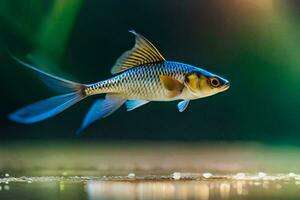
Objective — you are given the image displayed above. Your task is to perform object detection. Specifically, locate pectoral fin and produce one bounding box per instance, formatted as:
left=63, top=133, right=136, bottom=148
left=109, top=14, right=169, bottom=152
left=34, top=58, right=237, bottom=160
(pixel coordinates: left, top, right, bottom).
left=177, top=100, right=190, bottom=112
left=160, top=75, right=184, bottom=97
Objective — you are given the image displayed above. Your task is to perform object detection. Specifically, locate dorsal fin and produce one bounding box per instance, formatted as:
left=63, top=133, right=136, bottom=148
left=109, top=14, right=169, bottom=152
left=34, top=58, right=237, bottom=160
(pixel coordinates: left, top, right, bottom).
left=110, top=30, right=166, bottom=74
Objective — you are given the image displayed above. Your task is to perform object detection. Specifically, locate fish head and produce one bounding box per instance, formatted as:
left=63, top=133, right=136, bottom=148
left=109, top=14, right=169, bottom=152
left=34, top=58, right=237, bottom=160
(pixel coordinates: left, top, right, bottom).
left=184, top=70, right=230, bottom=98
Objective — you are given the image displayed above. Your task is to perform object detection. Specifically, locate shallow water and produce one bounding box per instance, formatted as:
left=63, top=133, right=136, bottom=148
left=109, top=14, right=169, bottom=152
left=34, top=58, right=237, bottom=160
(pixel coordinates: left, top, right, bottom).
left=1, top=141, right=300, bottom=199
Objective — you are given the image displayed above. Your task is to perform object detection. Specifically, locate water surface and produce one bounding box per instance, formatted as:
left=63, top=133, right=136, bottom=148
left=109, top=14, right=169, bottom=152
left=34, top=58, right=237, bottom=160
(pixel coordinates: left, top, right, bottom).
left=1, top=141, right=300, bottom=199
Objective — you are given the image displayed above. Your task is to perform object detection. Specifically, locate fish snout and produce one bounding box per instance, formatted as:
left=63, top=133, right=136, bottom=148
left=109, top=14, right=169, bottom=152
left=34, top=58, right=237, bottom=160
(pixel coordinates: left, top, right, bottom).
left=223, top=80, right=230, bottom=90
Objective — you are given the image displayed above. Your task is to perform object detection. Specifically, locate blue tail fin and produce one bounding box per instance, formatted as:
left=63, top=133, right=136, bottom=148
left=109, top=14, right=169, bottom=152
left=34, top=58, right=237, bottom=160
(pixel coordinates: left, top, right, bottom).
left=9, top=92, right=85, bottom=123
left=9, top=56, right=87, bottom=124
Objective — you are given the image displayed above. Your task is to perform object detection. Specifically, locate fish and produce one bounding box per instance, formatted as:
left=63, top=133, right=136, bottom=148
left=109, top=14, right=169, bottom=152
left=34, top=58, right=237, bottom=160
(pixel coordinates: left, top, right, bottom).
left=8, top=30, right=230, bottom=133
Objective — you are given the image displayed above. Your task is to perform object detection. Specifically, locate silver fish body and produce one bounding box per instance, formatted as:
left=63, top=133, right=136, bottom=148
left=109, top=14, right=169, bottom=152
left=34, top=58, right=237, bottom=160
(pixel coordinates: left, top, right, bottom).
left=86, top=61, right=204, bottom=101
left=9, top=31, right=230, bottom=133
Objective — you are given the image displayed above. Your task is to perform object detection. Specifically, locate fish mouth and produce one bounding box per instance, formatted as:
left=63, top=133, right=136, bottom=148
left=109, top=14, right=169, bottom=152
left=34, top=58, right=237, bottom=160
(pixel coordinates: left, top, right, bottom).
left=222, top=82, right=230, bottom=91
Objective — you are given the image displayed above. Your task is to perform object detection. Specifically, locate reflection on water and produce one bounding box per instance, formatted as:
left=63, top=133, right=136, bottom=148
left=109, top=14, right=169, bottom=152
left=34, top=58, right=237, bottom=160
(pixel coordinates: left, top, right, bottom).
left=88, top=181, right=214, bottom=200
left=1, top=173, right=300, bottom=200
left=87, top=181, right=250, bottom=200
left=86, top=179, right=299, bottom=200
left=1, top=178, right=300, bottom=200
left=87, top=181, right=210, bottom=200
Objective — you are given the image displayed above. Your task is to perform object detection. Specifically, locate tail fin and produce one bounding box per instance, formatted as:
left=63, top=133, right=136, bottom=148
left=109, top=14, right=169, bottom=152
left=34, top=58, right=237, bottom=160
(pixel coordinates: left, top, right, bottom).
left=9, top=92, right=85, bottom=123
left=8, top=56, right=87, bottom=124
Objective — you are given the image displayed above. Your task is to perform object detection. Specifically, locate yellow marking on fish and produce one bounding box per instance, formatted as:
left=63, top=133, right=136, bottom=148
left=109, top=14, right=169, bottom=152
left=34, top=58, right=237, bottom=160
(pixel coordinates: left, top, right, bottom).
left=160, top=75, right=184, bottom=98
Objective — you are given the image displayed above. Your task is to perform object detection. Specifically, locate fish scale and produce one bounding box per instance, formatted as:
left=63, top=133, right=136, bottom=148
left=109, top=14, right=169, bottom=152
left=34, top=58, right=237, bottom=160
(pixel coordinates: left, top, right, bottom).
left=87, top=61, right=195, bottom=101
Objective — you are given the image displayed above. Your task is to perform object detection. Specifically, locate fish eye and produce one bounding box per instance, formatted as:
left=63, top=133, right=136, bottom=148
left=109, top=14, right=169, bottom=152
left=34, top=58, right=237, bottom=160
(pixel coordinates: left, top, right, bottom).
left=209, top=77, right=220, bottom=87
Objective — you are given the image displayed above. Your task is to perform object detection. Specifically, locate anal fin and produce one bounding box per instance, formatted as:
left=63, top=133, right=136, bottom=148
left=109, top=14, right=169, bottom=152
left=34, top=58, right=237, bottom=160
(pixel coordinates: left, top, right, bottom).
left=77, top=94, right=126, bottom=134
left=126, top=99, right=149, bottom=111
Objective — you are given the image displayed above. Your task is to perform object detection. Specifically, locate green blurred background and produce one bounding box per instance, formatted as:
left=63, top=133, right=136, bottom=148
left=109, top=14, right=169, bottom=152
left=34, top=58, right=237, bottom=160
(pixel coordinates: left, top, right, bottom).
left=0, top=0, right=300, bottom=143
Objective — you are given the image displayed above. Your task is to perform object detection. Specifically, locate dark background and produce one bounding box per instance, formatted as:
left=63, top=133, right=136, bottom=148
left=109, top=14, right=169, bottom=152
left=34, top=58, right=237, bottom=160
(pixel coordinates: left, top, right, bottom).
left=0, top=0, right=299, bottom=143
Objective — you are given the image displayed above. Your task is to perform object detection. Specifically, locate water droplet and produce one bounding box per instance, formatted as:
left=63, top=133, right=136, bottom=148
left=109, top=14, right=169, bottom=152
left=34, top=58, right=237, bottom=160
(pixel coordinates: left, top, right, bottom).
left=288, top=173, right=297, bottom=178
left=295, top=176, right=300, bottom=180
left=172, top=172, right=181, bottom=180
left=127, top=173, right=135, bottom=178
left=203, top=173, right=212, bottom=179
left=258, top=172, right=266, bottom=178
left=235, top=173, right=246, bottom=180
